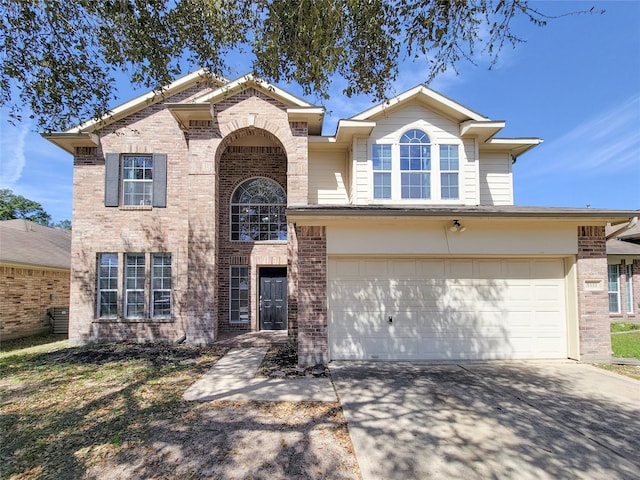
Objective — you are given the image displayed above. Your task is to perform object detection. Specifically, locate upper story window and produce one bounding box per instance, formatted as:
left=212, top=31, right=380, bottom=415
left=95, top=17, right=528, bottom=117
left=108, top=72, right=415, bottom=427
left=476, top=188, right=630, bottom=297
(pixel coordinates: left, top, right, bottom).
left=231, top=177, right=287, bottom=241
left=371, top=129, right=460, bottom=203
left=400, top=129, right=431, bottom=199
left=122, top=155, right=153, bottom=206
left=105, top=152, right=167, bottom=208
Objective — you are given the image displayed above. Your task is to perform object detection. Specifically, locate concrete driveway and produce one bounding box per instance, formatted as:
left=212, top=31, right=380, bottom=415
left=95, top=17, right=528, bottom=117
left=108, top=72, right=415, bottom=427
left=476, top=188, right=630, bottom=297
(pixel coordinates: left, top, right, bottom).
left=330, top=361, right=640, bottom=480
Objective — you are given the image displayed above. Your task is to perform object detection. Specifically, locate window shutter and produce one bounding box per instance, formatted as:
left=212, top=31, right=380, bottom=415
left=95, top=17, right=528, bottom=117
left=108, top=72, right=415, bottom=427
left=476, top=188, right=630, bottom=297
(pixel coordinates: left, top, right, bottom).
left=152, top=153, right=167, bottom=208
left=104, top=153, right=120, bottom=207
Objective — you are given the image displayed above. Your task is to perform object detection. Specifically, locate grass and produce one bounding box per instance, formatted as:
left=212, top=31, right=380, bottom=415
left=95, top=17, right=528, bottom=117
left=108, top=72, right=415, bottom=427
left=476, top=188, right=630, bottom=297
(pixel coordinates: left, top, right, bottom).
left=611, top=322, right=640, bottom=333
left=611, top=331, right=640, bottom=360
left=0, top=340, right=228, bottom=479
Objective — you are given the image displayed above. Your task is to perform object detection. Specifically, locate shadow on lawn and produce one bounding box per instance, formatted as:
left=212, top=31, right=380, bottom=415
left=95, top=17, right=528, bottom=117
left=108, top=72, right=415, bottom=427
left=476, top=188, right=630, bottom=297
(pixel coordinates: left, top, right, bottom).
left=0, top=343, right=358, bottom=479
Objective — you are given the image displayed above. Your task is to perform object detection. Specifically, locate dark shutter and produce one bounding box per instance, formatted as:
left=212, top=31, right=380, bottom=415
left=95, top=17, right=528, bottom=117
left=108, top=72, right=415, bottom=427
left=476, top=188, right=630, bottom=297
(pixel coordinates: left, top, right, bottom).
left=152, top=153, right=167, bottom=208
left=104, top=153, right=120, bottom=207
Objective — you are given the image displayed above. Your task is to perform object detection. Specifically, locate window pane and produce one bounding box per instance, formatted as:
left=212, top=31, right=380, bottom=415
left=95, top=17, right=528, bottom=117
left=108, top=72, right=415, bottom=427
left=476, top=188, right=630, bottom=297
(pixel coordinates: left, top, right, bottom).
left=97, top=253, right=118, bottom=318
left=125, top=253, right=145, bottom=318
left=151, top=253, right=171, bottom=318
left=372, top=144, right=392, bottom=170
left=440, top=145, right=459, bottom=170
left=231, top=178, right=287, bottom=241
left=626, top=264, right=634, bottom=313
left=230, top=266, right=249, bottom=323
left=122, top=155, right=153, bottom=206
left=401, top=173, right=430, bottom=199
left=374, top=172, right=391, bottom=199
left=441, top=173, right=459, bottom=200
left=608, top=264, right=620, bottom=314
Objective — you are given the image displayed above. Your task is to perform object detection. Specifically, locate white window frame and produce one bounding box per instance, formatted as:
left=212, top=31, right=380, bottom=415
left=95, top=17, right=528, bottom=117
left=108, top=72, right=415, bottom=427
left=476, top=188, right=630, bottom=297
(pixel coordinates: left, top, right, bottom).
left=122, top=155, right=153, bottom=206
left=97, top=253, right=118, bottom=318
left=608, top=264, right=620, bottom=314
left=230, top=265, right=249, bottom=323
left=230, top=177, right=287, bottom=242
left=124, top=253, right=146, bottom=319
left=151, top=253, right=172, bottom=319
left=370, top=130, right=461, bottom=204
left=626, top=264, right=634, bottom=314
left=440, top=144, right=460, bottom=200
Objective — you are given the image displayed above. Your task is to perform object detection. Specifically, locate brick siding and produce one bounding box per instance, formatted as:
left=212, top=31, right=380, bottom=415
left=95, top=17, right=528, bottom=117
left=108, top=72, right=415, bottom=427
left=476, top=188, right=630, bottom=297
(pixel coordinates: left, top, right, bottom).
left=576, top=226, right=611, bottom=363
left=295, top=225, right=328, bottom=366
left=0, top=265, right=70, bottom=340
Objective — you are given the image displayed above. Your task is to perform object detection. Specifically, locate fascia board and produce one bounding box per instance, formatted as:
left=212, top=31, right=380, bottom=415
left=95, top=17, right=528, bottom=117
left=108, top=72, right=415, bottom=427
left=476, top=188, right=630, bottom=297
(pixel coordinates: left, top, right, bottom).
left=40, top=132, right=100, bottom=154
left=195, top=74, right=317, bottom=108
left=66, top=69, right=222, bottom=133
left=350, top=85, right=488, bottom=122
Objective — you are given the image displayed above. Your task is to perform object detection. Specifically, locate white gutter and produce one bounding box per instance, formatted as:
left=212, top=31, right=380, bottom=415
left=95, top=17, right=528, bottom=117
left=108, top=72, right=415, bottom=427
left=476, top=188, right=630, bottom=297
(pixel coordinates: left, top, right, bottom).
left=606, top=216, right=638, bottom=240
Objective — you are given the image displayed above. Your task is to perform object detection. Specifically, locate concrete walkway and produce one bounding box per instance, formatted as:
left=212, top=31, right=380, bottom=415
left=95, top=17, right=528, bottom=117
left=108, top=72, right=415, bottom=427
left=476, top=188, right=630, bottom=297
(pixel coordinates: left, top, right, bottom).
left=183, top=347, right=337, bottom=402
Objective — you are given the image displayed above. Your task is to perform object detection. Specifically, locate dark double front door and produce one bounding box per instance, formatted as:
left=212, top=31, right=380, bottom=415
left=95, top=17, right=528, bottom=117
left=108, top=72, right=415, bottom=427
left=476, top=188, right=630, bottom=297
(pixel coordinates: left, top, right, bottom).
left=259, top=267, right=287, bottom=330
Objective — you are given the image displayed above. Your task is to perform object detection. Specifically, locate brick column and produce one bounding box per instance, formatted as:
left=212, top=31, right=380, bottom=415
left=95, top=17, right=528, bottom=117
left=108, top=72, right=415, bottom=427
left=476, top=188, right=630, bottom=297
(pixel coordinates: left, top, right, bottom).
left=576, top=226, right=611, bottom=363
left=295, top=225, right=328, bottom=366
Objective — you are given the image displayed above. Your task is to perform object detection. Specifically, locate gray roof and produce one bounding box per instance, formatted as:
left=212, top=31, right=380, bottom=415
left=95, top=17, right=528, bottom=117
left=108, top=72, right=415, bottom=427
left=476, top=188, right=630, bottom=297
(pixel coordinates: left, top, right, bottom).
left=0, top=219, right=71, bottom=269
left=606, top=222, right=640, bottom=256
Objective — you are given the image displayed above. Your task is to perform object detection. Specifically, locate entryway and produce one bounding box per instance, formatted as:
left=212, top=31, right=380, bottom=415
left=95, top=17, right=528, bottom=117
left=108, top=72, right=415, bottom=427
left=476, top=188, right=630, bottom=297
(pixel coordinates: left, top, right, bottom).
left=259, top=267, right=287, bottom=330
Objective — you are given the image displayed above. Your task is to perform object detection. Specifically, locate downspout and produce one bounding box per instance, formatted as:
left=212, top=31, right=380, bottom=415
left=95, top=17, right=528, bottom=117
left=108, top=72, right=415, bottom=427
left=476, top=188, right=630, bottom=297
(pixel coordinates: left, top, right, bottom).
left=606, top=216, right=638, bottom=240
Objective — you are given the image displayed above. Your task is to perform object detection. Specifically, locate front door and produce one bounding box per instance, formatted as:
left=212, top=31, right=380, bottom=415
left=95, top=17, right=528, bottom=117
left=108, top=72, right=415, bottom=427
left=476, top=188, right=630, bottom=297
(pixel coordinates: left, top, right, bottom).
left=259, top=267, right=287, bottom=330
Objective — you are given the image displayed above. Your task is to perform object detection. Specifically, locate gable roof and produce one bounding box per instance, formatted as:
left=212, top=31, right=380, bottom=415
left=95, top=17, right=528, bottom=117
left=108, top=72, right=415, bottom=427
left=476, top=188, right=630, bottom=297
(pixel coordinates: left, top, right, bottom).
left=165, top=74, right=325, bottom=134
left=0, top=219, right=71, bottom=270
left=606, top=221, right=640, bottom=256
left=351, top=85, right=489, bottom=123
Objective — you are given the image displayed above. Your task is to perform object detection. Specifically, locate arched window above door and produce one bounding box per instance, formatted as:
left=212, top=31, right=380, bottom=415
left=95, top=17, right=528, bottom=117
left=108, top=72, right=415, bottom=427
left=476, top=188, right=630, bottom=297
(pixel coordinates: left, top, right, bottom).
left=231, top=177, right=287, bottom=241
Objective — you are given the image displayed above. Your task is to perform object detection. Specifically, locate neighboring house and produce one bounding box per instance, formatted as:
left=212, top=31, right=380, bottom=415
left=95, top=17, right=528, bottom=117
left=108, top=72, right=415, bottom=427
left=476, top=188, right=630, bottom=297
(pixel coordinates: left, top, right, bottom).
left=44, top=71, right=637, bottom=364
left=606, top=221, right=640, bottom=322
left=0, top=219, right=71, bottom=340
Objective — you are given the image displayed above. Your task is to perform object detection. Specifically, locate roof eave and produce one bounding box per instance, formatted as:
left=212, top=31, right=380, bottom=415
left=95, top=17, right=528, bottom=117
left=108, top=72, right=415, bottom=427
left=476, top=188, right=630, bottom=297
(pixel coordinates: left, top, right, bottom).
left=41, top=132, right=100, bottom=154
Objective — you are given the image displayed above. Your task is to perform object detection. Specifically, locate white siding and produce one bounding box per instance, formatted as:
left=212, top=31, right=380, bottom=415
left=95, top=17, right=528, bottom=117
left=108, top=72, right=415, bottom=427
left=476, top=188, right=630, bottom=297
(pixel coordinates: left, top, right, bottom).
left=479, top=152, right=513, bottom=205
left=308, top=150, right=349, bottom=204
left=352, top=101, right=477, bottom=205
left=353, top=137, right=369, bottom=205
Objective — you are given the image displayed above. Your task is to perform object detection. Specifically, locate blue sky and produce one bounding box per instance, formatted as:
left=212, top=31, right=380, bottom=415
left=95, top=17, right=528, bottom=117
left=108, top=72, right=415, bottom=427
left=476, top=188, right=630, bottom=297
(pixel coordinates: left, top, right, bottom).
left=1, top=0, right=639, bottom=223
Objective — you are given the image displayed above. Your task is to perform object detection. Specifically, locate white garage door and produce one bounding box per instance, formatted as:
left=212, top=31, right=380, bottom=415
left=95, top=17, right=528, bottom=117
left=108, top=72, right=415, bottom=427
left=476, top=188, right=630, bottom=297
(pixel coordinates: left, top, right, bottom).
left=328, top=258, right=568, bottom=360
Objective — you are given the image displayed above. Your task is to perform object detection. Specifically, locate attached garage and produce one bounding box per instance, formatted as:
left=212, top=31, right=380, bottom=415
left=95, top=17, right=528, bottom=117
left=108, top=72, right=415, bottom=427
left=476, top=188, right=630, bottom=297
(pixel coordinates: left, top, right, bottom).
left=328, top=257, right=568, bottom=361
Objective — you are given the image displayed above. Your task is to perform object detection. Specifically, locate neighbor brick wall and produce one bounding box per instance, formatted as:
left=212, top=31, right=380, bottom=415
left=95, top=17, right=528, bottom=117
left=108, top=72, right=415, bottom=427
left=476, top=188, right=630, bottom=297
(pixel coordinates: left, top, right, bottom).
left=0, top=265, right=69, bottom=340
left=576, top=226, right=611, bottom=363
left=609, top=259, right=639, bottom=323
left=295, top=225, right=328, bottom=366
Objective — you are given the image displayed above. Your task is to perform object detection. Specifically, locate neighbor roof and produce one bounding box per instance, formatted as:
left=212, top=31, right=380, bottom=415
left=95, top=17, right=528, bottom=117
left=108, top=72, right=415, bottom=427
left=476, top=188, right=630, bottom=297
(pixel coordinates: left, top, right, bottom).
left=606, top=221, right=640, bottom=256
left=0, top=219, right=71, bottom=269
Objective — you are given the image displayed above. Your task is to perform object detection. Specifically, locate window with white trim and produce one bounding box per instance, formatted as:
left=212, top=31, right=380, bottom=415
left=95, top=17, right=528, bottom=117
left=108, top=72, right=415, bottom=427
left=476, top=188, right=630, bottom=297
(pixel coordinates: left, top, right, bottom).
left=440, top=144, right=460, bottom=200
left=122, top=155, right=153, bottom=206
left=608, top=264, right=620, bottom=314
left=371, top=129, right=460, bottom=202
left=152, top=253, right=172, bottom=318
left=231, top=178, right=287, bottom=241
left=230, top=266, right=249, bottom=323
left=626, top=264, right=634, bottom=314
left=125, top=253, right=145, bottom=318
left=97, top=253, right=118, bottom=318
left=104, top=152, right=167, bottom=208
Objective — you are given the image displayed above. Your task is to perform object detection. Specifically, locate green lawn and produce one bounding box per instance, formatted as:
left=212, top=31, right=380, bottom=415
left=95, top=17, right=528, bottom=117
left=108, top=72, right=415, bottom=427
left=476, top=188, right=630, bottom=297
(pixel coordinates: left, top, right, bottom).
left=611, top=331, right=640, bottom=360
left=611, top=322, right=640, bottom=333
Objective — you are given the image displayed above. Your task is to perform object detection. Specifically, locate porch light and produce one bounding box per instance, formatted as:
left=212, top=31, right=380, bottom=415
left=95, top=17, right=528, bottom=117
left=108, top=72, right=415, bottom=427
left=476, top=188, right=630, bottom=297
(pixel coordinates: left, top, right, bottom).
left=450, top=220, right=466, bottom=232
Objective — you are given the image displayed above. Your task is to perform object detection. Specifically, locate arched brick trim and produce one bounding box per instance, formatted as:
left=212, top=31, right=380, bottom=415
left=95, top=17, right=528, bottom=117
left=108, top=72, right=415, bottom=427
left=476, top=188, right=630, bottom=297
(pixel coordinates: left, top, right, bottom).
left=215, top=126, right=295, bottom=168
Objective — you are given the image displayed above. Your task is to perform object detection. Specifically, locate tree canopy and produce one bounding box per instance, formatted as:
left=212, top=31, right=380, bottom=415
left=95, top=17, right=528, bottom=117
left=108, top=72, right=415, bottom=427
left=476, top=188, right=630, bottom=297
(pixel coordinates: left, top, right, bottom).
left=0, top=0, right=595, bottom=131
left=0, top=188, right=70, bottom=229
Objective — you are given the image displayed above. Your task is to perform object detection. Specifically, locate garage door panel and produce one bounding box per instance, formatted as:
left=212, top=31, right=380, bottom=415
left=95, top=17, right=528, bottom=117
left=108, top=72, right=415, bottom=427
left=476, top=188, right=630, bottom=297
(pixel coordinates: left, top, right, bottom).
left=329, top=257, right=567, bottom=361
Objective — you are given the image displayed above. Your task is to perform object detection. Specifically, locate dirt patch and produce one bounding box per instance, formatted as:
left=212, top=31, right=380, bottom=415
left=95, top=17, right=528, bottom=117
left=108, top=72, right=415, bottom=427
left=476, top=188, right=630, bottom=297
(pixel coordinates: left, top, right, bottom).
left=1, top=340, right=360, bottom=479
left=256, top=343, right=329, bottom=378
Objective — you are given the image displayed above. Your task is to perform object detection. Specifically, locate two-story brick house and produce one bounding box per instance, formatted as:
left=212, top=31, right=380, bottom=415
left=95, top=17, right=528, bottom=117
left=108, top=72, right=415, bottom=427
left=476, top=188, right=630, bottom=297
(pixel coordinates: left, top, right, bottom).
left=45, top=70, right=637, bottom=365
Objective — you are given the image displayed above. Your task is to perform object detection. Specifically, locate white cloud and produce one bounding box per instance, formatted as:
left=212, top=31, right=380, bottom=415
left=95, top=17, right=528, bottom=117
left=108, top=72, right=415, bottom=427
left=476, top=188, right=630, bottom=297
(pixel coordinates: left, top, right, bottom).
left=522, top=95, right=640, bottom=177
left=0, top=116, right=30, bottom=188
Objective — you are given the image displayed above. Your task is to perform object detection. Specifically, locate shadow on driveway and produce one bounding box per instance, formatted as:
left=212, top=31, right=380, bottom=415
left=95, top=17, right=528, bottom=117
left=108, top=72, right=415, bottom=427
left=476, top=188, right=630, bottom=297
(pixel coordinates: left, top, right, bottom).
left=331, top=361, right=639, bottom=480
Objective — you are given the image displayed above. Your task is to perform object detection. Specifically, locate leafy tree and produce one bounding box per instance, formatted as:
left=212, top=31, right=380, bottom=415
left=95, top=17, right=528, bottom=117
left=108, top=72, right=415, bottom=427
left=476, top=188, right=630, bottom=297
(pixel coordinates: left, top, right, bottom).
left=52, top=219, right=72, bottom=231
left=0, top=0, right=597, bottom=131
left=0, top=188, right=52, bottom=225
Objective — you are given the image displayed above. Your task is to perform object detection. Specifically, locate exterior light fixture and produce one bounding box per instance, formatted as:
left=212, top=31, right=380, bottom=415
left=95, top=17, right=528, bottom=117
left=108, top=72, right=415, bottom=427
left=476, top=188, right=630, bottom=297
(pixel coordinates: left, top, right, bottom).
left=449, top=220, right=466, bottom=232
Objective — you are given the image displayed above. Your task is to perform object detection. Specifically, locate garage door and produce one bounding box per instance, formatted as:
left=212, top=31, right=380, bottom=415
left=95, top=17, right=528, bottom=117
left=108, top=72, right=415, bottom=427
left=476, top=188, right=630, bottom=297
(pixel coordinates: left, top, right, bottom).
left=328, top=258, right=567, bottom=360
